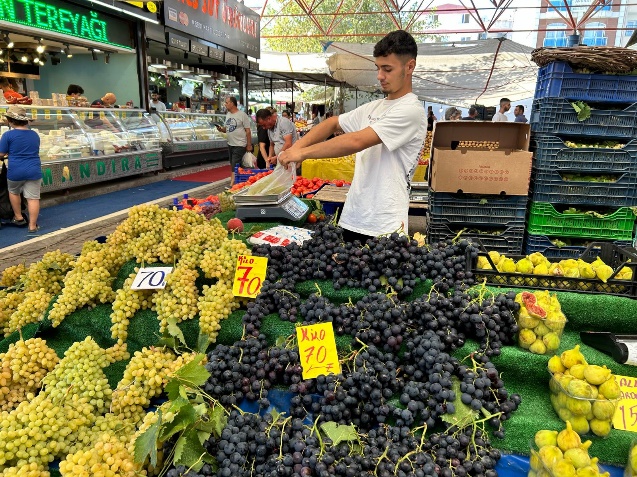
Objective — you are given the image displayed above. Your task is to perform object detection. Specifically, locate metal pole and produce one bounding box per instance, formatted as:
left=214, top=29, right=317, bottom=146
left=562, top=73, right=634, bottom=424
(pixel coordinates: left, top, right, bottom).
left=270, top=78, right=273, bottom=107
left=291, top=81, right=294, bottom=113
left=355, top=88, right=358, bottom=108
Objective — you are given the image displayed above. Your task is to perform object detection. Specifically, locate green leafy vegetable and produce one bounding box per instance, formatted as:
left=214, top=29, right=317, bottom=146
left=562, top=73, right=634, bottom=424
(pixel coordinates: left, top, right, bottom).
left=571, top=101, right=592, bottom=121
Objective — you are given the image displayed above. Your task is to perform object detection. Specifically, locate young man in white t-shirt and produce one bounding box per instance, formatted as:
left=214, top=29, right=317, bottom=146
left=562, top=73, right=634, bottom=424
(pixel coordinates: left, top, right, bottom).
left=278, top=30, right=426, bottom=241
left=491, top=98, right=511, bottom=122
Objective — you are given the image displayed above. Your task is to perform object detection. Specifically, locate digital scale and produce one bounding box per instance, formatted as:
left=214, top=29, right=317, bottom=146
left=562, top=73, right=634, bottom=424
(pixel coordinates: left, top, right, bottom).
left=234, top=189, right=310, bottom=221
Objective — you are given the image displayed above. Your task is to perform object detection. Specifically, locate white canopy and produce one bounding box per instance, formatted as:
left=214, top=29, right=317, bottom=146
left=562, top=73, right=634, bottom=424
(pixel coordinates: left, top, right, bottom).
left=325, top=38, right=538, bottom=107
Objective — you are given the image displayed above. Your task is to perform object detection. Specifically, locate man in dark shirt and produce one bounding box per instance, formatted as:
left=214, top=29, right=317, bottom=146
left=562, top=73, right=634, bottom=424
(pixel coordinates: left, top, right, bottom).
left=462, top=107, right=479, bottom=120
left=514, top=105, right=528, bottom=123
left=91, top=92, right=117, bottom=108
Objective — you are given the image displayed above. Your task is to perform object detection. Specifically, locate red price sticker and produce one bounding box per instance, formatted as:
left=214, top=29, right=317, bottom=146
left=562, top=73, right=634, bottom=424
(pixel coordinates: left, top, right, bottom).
left=296, top=322, right=340, bottom=380
left=232, top=255, right=267, bottom=298
left=613, top=374, right=637, bottom=432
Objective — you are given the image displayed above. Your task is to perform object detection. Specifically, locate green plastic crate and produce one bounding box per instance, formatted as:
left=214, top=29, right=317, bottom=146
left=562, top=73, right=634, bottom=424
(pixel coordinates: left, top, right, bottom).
left=526, top=202, right=637, bottom=241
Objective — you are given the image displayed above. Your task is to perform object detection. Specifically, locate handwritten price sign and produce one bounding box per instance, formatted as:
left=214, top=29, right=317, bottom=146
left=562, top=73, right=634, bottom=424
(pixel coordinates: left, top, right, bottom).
left=232, top=255, right=267, bottom=298
left=296, top=322, right=341, bottom=380
left=131, top=267, right=173, bottom=290
left=613, top=374, right=637, bottom=432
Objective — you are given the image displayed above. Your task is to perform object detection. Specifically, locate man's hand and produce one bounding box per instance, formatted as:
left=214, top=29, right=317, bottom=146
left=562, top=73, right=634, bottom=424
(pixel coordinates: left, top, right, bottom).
left=278, top=149, right=304, bottom=166
left=246, top=144, right=252, bottom=152
left=267, top=155, right=278, bottom=165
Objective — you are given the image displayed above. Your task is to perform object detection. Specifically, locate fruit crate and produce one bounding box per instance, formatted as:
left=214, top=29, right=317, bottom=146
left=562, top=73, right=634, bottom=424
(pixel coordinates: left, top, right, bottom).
left=467, top=240, right=637, bottom=297
left=234, top=165, right=273, bottom=184
left=526, top=202, right=637, bottom=241
left=525, top=234, right=633, bottom=259
left=530, top=98, right=637, bottom=140
left=530, top=168, right=637, bottom=207
left=531, top=134, right=637, bottom=174
left=427, top=223, right=524, bottom=255
left=428, top=192, right=527, bottom=228
left=534, top=61, right=637, bottom=103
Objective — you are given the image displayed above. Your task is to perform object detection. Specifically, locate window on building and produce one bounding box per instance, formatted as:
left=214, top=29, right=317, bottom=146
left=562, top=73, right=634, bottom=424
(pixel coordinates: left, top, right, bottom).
left=432, top=14, right=438, bottom=23
left=550, top=0, right=610, bottom=12
left=626, top=20, right=637, bottom=36
left=582, top=22, right=607, bottom=46
left=460, top=36, right=472, bottom=41
left=543, top=23, right=568, bottom=47
left=462, top=13, right=470, bottom=24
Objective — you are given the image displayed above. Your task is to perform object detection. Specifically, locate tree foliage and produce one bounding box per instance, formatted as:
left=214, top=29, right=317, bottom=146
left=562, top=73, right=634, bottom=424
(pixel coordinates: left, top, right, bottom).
left=262, top=0, right=441, bottom=53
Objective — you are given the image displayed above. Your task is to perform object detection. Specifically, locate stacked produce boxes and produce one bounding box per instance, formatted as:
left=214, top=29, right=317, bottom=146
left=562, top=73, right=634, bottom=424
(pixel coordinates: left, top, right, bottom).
left=528, top=61, right=637, bottom=257
left=427, top=122, right=532, bottom=254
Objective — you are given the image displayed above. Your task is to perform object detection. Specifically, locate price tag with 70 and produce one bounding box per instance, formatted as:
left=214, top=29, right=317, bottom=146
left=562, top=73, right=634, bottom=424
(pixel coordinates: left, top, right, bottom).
left=233, top=255, right=267, bottom=298
left=613, top=374, right=637, bottom=432
left=131, top=267, right=173, bottom=290
left=296, top=322, right=341, bottom=380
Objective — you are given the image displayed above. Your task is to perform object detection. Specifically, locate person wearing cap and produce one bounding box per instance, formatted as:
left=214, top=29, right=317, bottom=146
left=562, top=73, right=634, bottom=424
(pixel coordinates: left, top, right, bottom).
left=92, top=92, right=117, bottom=108
left=0, top=106, right=41, bottom=233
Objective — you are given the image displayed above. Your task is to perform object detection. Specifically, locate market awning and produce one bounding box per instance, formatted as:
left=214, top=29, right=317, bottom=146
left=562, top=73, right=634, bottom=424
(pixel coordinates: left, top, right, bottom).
left=324, top=38, right=538, bottom=107
left=257, top=52, right=347, bottom=87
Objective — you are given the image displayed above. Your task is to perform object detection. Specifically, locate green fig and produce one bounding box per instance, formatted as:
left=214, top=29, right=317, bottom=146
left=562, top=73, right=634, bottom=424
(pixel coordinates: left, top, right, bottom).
left=561, top=345, right=587, bottom=369
left=589, top=418, right=612, bottom=437
left=530, top=339, right=548, bottom=355
left=534, top=429, right=558, bottom=448
left=569, top=364, right=587, bottom=380
left=548, top=355, right=566, bottom=374
left=556, top=421, right=582, bottom=452
left=564, top=447, right=591, bottom=469
left=519, top=329, right=537, bottom=349
left=583, top=365, right=611, bottom=386
left=539, top=445, right=563, bottom=468
left=570, top=416, right=590, bottom=435
left=598, top=376, right=620, bottom=400
left=552, top=458, right=577, bottom=477
left=592, top=397, right=616, bottom=421
left=567, top=379, right=594, bottom=399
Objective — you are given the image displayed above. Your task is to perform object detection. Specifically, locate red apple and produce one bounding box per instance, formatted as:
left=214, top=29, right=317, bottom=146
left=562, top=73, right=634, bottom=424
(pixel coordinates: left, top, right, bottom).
left=227, top=217, right=244, bottom=232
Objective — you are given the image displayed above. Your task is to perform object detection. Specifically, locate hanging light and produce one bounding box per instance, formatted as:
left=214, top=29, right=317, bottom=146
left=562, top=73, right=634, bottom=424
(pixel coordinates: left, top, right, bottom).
left=20, top=53, right=28, bottom=63
left=63, top=44, right=72, bottom=57
left=3, top=33, right=14, bottom=49
left=36, top=39, right=45, bottom=54
left=91, top=49, right=98, bottom=61
left=104, top=53, right=110, bottom=64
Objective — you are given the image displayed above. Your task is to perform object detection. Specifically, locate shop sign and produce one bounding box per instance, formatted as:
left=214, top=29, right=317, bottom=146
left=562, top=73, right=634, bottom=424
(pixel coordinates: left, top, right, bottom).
left=167, top=31, right=189, bottom=50
left=163, top=0, right=260, bottom=58
left=190, top=40, right=207, bottom=56
left=237, top=57, right=248, bottom=68
left=0, top=0, right=134, bottom=50
left=249, top=60, right=258, bottom=71
left=224, top=51, right=237, bottom=65
left=208, top=47, right=223, bottom=61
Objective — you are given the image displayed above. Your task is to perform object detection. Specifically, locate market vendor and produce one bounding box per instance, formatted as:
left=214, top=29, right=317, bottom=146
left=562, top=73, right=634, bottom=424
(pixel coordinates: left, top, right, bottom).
left=278, top=30, right=426, bottom=241
left=254, top=108, right=298, bottom=164
left=91, top=92, right=117, bottom=108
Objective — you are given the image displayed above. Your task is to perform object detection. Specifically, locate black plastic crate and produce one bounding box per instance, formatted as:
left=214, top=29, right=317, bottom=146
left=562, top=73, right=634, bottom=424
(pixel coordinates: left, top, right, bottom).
left=427, top=223, right=524, bottom=255
left=534, top=62, right=637, bottom=103
left=530, top=168, right=637, bottom=207
left=467, top=239, right=637, bottom=297
left=530, top=98, right=637, bottom=140
left=525, top=234, right=633, bottom=259
left=428, top=192, right=527, bottom=228
left=531, top=134, right=637, bottom=174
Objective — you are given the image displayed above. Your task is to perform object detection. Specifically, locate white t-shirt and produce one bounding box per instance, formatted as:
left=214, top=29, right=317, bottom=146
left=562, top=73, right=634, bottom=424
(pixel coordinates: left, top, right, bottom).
left=268, top=117, right=298, bottom=154
left=337, top=92, right=426, bottom=236
left=225, top=110, right=252, bottom=147
left=150, top=100, right=166, bottom=112
left=492, top=111, right=508, bottom=122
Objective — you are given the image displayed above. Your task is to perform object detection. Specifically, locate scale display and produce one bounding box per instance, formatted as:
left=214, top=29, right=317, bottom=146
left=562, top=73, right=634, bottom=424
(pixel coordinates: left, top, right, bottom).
left=236, top=195, right=310, bottom=221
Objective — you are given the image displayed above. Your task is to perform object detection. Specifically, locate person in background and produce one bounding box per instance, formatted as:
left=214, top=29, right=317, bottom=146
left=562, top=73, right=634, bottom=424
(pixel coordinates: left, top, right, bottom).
left=91, top=92, right=117, bottom=108
left=0, top=106, right=41, bottom=233
left=278, top=30, right=426, bottom=241
left=281, top=110, right=290, bottom=119
left=256, top=120, right=270, bottom=169
left=462, top=107, right=479, bottom=120
left=311, top=111, right=320, bottom=126
left=149, top=92, right=166, bottom=112
left=492, top=97, right=511, bottom=122
left=514, top=104, right=528, bottom=123
left=66, top=84, right=84, bottom=97
left=444, top=107, right=461, bottom=121
left=173, top=96, right=188, bottom=111
left=216, top=96, right=252, bottom=185
left=0, top=77, right=24, bottom=101
left=426, top=110, right=436, bottom=131
left=255, top=108, right=298, bottom=165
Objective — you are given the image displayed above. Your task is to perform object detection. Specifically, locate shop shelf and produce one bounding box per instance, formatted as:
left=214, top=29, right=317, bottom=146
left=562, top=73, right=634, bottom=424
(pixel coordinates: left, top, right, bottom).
left=530, top=98, right=637, bottom=140
left=531, top=134, right=637, bottom=174
left=530, top=168, right=637, bottom=207
left=526, top=202, right=636, bottom=241
left=534, top=61, right=637, bottom=103
left=468, top=239, right=637, bottom=297
left=427, top=223, right=524, bottom=255
left=234, top=165, right=273, bottom=184
left=428, top=192, right=527, bottom=228
left=524, top=234, right=633, bottom=259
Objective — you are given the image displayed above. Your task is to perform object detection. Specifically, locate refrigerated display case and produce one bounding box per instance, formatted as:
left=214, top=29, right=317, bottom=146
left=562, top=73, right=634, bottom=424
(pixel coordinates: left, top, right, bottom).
left=155, top=111, right=258, bottom=168
left=0, top=106, right=162, bottom=193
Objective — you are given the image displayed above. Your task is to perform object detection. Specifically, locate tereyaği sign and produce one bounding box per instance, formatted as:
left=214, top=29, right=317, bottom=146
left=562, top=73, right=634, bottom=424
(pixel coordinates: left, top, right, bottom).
left=0, top=0, right=134, bottom=49
left=163, top=0, right=260, bottom=58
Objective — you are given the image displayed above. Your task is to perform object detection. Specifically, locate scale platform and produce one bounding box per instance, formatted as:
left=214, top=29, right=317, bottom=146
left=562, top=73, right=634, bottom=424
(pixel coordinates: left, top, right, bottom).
left=234, top=188, right=310, bottom=221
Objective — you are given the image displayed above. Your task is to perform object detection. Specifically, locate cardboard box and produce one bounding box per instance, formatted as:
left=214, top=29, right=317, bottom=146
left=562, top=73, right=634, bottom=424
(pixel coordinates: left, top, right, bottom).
left=429, top=122, right=532, bottom=195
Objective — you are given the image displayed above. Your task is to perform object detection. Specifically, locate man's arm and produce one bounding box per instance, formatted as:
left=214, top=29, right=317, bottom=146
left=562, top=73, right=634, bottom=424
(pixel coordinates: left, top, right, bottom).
left=259, top=142, right=268, bottom=160
left=280, top=134, right=294, bottom=153
left=279, top=126, right=381, bottom=165
left=244, top=127, right=252, bottom=152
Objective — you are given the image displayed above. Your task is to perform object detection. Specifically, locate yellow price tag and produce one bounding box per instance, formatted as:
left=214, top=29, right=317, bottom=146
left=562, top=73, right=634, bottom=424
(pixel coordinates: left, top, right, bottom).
left=88, top=111, right=94, bottom=119
left=79, top=111, right=86, bottom=120
left=232, top=254, right=267, bottom=298
left=122, top=111, right=127, bottom=118
left=296, top=322, right=340, bottom=379
left=44, top=109, right=50, bottom=119
left=56, top=111, right=62, bottom=120
left=113, top=111, right=119, bottom=118
left=613, top=375, right=637, bottom=432
left=31, top=109, right=37, bottom=118
left=99, top=111, right=105, bottom=120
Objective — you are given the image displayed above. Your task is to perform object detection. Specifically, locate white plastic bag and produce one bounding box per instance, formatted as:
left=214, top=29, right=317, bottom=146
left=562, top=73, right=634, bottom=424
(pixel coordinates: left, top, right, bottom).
left=242, top=151, right=258, bottom=168
left=245, top=163, right=296, bottom=196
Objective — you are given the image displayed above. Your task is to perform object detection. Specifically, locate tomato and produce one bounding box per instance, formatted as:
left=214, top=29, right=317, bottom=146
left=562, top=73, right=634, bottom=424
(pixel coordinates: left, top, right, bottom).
left=307, top=213, right=317, bottom=223
left=306, top=194, right=314, bottom=199
left=333, top=180, right=344, bottom=187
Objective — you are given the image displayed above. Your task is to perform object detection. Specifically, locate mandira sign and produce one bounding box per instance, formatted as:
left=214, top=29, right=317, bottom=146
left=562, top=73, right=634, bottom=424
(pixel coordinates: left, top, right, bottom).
left=0, top=0, right=134, bottom=50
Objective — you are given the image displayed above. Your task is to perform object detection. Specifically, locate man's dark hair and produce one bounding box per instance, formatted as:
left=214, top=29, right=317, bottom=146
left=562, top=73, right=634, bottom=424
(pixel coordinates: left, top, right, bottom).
left=373, top=30, right=417, bottom=59
left=500, top=98, right=511, bottom=105
left=516, top=104, right=524, bottom=113
left=227, top=96, right=238, bottom=107
left=255, top=108, right=272, bottom=122
left=468, top=107, right=477, bottom=116
left=67, top=84, right=84, bottom=95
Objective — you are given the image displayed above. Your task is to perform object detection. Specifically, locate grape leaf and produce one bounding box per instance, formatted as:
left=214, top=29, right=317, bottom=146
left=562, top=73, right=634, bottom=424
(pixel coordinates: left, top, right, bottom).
left=166, top=316, right=186, bottom=345
left=479, top=198, right=488, bottom=205
left=174, top=428, right=215, bottom=471
left=168, top=394, right=190, bottom=414
left=134, top=410, right=161, bottom=466
left=174, top=354, right=210, bottom=386
left=320, top=421, right=359, bottom=447
left=160, top=404, right=197, bottom=441
left=571, top=101, right=592, bottom=121
left=209, top=405, right=228, bottom=439
left=441, top=377, right=479, bottom=429
left=196, top=333, right=210, bottom=353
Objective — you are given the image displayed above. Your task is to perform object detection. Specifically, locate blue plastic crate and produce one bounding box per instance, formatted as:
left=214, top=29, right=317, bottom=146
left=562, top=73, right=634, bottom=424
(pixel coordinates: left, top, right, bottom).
left=525, top=234, right=633, bottom=259
left=530, top=168, right=637, bottom=207
left=530, top=98, right=637, bottom=140
left=427, top=223, right=524, bottom=255
left=534, top=62, right=637, bottom=103
left=428, top=192, right=527, bottom=228
left=234, top=165, right=273, bottom=184
left=531, top=134, right=637, bottom=174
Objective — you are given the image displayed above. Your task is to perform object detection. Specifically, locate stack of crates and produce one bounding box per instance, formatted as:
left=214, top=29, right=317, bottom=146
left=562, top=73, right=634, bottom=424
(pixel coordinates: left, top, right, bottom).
left=527, top=61, right=637, bottom=258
